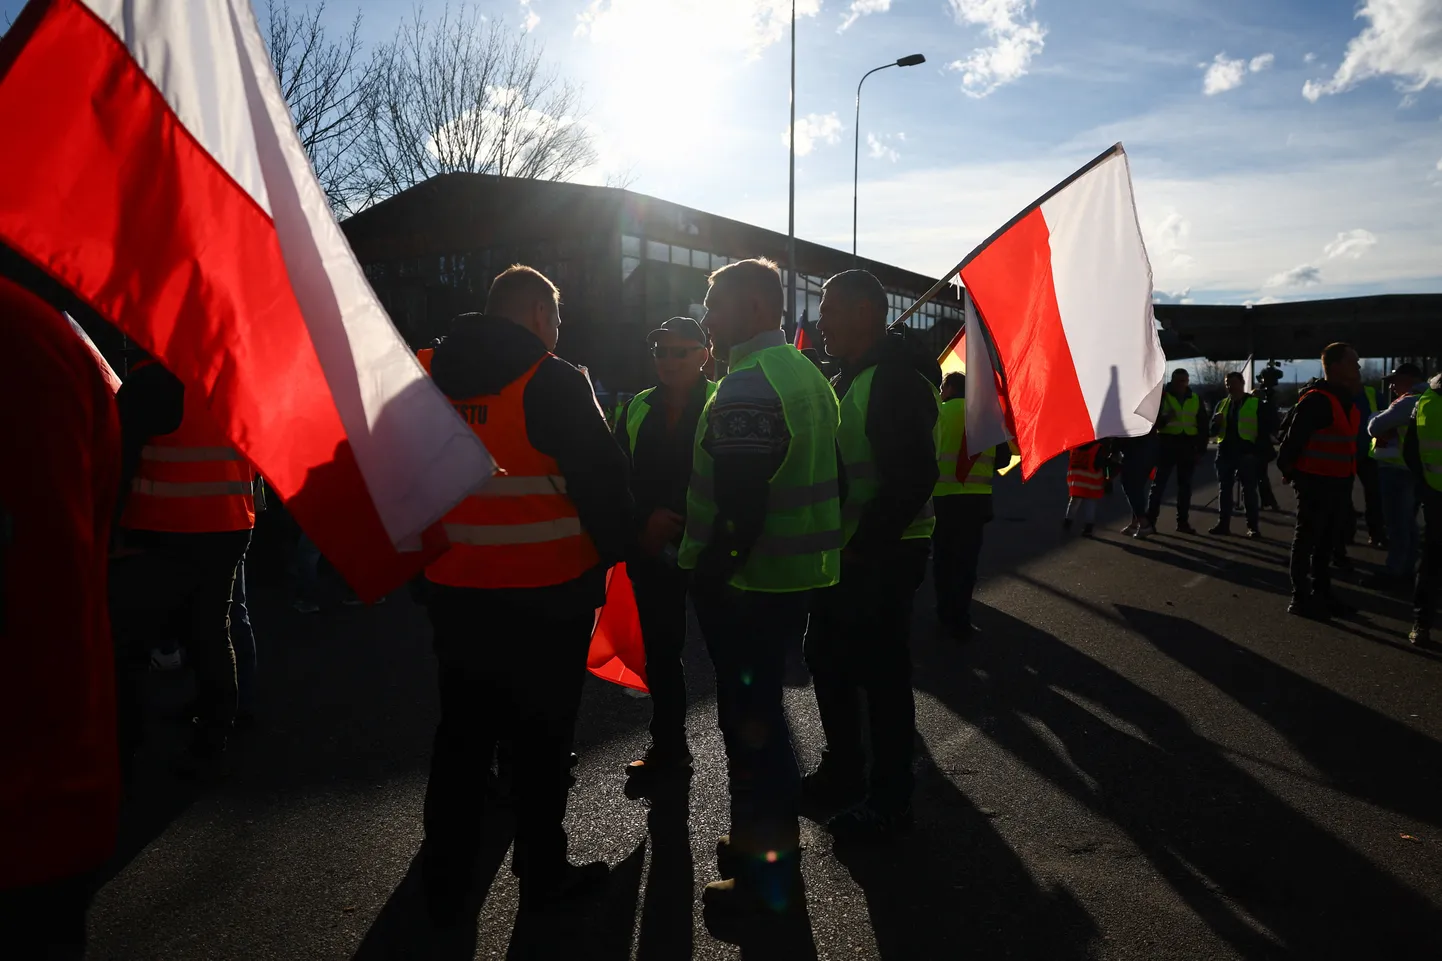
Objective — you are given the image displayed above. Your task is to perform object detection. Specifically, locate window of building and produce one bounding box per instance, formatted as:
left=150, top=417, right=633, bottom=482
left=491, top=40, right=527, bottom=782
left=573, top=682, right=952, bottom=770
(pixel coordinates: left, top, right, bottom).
left=646, top=240, right=669, bottom=262
left=622, top=234, right=641, bottom=258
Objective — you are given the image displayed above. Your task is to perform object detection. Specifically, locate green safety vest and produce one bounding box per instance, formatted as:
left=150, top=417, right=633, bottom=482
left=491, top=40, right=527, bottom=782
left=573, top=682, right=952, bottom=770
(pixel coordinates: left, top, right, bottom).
left=677, top=344, right=842, bottom=592
left=1211, top=395, right=1259, bottom=444
left=1413, top=389, right=1442, bottom=493
left=836, top=366, right=938, bottom=544
left=623, top=382, right=718, bottom=456
left=1160, top=392, right=1200, bottom=436
left=1362, top=386, right=1379, bottom=459
left=934, top=398, right=994, bottom=497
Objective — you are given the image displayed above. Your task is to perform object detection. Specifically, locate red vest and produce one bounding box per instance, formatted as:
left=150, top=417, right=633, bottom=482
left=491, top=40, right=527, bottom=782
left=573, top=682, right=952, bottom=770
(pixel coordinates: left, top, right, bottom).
left=120, top=362, right=254, bottom=533
left=418, top=349, right=600, bottom=589
left=1295, top=389, right=1360, bottom=478
left=1067, top=444, right=1106, bottom=499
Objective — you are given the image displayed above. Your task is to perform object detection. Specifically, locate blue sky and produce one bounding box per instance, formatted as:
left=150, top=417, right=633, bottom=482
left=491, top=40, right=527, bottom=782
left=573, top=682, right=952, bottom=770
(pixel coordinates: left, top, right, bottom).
left=4, top=0, right=1440, bottom=308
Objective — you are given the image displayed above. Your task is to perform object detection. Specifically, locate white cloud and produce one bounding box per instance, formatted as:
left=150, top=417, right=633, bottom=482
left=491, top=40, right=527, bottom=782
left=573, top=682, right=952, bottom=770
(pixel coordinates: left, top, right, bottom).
left=577, top=0, right=820, bottom=59
left=785, top=112, right=842, bottom=156
left=1249, top=53, right=1275, bottom=73
left=946, top=0, right=1047, bottom=98
left=520, top=0, right=539, bottom=31
left=1243, top=296, right=1285, bottom=306
left=1148, top=208, right=1196, bottom=271
left=1437, top=156, right=1442, bottom=170
left=1154, top=288, right=1194, bottom=305
left=1304, top=52, right=1317, bottom=64
left=1324, top=228, right=1379, bottom=259
left=867, top=132, right=900, bottom=162
left=1265, top=264, right=1324, bottom=288
left=1303, top=0, right=1442, bottom=101
left=1202, top=51, right=1274, bottom=95
left=839, top=0, right=890, bottom=32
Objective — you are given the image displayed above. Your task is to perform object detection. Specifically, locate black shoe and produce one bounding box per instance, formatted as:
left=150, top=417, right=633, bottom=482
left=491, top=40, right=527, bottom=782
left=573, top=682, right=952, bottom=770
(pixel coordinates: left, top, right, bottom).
left=1368, top=537, right=1388, bottom=549
left=1319, top=595, right=1357, bottom=617
left=1082, top=523, right=1095, bottom=536
left=172, top=722, right=228, bottom=780
left=1062, top=518, right=1073, bottom=532
left=827, top=802, right=914, bottom=843
left=1287, top=596, right=1329, bottom=620
left=1333, top=556, right=1355, bottom=573
left=519, top=860, right=609, bottom=911
left=1246, top=528, right=1262, bottom=540
left=1176, top=522, right=1198, bottom=535
left=1208, top=523, right=1230, bottom=536
left=801, top=761, right=866, bottom=814
left=1409, top=625, right=1433, bottom=648
left=625, top=743, right=693, bottom=778
left=942, top=618, right=977, bottom=642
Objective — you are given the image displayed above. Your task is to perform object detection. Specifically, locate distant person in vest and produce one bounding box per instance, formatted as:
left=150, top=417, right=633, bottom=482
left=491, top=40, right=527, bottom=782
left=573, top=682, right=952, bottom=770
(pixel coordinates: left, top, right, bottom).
left=1353, top=378, right=1387, bottom=549
left=0, top=277, right=121, bottom=958
left=1252, top=386, right=1282, bottom=512
left=112, top=348, right=255, bottom=779
left=613, top=316, right=715, bottom=788
left=1367, top=363, right=1425, bottom=592
left=413, top=265, right=631, bottom=923
left=931, top=372, right=1014, bottom=639
left=805, top=270, right=939, bottom=844
left=1277, top=342, right=1362, bottom=620
left=1063, top=440, right=1109, bottom=535
left=1209, top=372, right=1265, bottom=539
left=1145, top=368, right=1207, bottom=535
left=678, top=258, right=841, bottom=919
left=1401, top=372, right=1442, bottom=647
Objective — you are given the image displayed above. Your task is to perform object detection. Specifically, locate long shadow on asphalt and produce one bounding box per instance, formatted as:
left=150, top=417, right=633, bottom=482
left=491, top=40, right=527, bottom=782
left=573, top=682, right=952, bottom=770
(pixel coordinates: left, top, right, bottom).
left=923, top=602, right=1442, bottom=960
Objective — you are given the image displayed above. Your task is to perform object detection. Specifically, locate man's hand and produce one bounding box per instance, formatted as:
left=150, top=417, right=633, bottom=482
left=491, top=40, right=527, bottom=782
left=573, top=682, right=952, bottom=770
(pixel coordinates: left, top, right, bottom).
left=638, top=508, right=685, bottom=556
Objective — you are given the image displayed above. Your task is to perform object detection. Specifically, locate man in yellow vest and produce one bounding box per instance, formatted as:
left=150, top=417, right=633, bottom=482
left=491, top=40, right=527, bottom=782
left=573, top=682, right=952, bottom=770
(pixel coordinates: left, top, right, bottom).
left=932, top=371, right=1015, bottom=638
left=1368, top=363, right=1425, bottom=589
left=1145, top=368, right=1207, bottom=535
left=1208, top=371, right=1265, bottom=538
left=1354, top=380, right=1387, bottom=549
left=613, top=317, right=714, bottom=786
left=415, top=266, right=632, bottom=922
left=678, top=258, right=841, bottom=919
left=1403, top=371, right=1442, bottom=647
left=804, top=269, right=940, bottom=842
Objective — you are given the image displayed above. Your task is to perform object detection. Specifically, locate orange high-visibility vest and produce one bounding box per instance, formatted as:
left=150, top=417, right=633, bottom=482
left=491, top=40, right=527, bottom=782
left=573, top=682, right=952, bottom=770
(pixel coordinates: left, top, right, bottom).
left=1067, top=444, right=1106, bottom=499
left=1294, top=388, right=1361, bottom=478
left=121, top=364, right=254, bottom=533
left=418, top=348, right=600, bottom=589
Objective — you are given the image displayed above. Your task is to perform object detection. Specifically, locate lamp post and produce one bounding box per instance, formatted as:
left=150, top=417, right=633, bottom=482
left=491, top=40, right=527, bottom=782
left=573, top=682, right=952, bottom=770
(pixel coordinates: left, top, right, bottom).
left=853, top=53, right=925, bottom=263
left=787, top=0, right=798, bottom=333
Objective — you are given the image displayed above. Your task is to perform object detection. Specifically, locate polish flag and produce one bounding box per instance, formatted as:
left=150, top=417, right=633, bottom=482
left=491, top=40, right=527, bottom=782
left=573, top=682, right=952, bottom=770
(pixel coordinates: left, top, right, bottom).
left=794, top=320, right=813, bottom=353
left=958, top=144, right=1166, bottom=478
left=0, top=0, right=494, bottom=600
left=935, top=292, right=1020, bottom=476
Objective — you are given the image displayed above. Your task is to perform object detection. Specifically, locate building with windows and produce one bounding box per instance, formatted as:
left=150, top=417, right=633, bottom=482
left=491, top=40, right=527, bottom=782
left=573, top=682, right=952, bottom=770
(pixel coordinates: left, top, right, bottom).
left=340, top=173, right=965, bottom=393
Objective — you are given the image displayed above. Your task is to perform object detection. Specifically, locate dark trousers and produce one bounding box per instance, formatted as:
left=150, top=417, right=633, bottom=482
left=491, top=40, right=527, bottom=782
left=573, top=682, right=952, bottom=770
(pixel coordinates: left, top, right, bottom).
left=422, top=585, right=592, bottom=885
left=1121, top=434, right=1158, bottom=518
left=1216, top=452, right=1260, bottom=530
left=1147, top=436, right=1197, bottom=526
left=0, top=872, right=93, bottom=961
left=806, top=543, right=929, bottom=812
left=1290, top=476, right=1352, bottom=600
left=629, top=559, right=690, bottom=753
left=692, top=584, right=807, bottom=872
left=1414, top=489, right=1442, bottom=629
left=1357, top=455, right=1385, bottom=542
left=230, top=556, right=256, bottom=714
left=932, top=494, right=989, bottom=631
left=110, top=530, right=251, bottom=769
left=1258, top=461, right=1280, bottom=509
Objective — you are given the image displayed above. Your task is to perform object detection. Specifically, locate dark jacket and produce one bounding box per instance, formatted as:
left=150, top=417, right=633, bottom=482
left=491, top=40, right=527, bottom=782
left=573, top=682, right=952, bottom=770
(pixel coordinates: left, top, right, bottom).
left=614, top=379, right=710, bottom=555
left=833, top=331, right=941, bottom=558
left=1277, top=379, right=1356, bottom=485
left=430, top=314, right=632, bottom=612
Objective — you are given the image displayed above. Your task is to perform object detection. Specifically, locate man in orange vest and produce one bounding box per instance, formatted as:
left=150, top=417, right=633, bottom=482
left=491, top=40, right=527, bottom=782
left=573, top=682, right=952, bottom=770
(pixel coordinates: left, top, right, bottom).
left=415, top=265, right=632, bottom=923
left=111, top=352, right=255, bottom=777
left=0, top=276, right=121, bottom=955
left=1278, top=342, right=1363, bottom=619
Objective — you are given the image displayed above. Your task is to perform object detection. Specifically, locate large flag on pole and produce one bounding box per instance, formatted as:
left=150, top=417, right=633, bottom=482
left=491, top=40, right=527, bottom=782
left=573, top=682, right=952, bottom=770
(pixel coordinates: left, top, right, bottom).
left=957, top=145, right=1165, bottom=478
left=1240, top=354, right=1255, bottom=394
left=0, top=0, right=495, bottom=600
left=935, top=290, right=1019, bottom=476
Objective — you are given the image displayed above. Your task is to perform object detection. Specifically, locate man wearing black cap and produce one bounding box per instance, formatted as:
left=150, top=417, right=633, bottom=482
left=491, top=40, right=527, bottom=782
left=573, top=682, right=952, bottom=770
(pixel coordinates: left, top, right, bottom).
left=1368, top=363, right=1426, bottom=589
left=614, top=317, right=715, bottom=786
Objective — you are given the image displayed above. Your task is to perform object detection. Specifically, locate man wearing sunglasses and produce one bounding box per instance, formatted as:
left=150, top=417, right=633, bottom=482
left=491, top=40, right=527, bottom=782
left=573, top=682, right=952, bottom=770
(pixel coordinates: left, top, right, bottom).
left=613, top=317, right=715, bottom=788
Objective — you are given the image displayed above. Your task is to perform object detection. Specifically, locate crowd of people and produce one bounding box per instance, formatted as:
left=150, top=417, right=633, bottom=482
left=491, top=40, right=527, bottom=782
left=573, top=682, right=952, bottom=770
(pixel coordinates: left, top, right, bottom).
left=4, top=255, right=1439, bottom=956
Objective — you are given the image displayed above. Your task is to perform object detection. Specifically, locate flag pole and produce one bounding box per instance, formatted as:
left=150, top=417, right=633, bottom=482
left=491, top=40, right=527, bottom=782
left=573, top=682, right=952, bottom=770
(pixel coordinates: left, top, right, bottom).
left=786, top=0, right=798, bottom=337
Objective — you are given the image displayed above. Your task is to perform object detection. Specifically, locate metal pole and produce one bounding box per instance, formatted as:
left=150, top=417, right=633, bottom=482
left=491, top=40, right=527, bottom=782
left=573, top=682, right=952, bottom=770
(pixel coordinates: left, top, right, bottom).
left=853, top=65, right=891, bottom=264
left=787, top=0, right=797, bottom=332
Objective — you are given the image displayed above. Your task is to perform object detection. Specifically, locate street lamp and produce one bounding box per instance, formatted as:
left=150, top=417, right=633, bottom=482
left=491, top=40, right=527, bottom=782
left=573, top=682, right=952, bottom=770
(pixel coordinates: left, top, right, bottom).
left=853, top=53, right=925, bottom=262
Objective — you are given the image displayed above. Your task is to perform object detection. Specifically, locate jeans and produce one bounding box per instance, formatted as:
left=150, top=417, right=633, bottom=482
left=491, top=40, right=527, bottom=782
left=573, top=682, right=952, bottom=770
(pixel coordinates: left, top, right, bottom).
left=1065, top=497, right=1098, bottom=524
left=1289, top=476, right=1351, bottom=600
left=1147, top=436, right=1197, bottom=526
left=1378, top=466, right=1420, bottom=579
left=806, top=543, right=929, bottom=812
left=1216, top=451, right=1260, bottom=530
left=692, top=583, right=807, bottom=888
left=291, top=532, right=322, bottom=603
left=629, top=558, right=690, bottom=754
left=1357, top=455, right=1385, bottom=542
left=1414, top=489, right=1442, bottom=630
left=931, top=493, right=989, bottom=631
left=230, top=557, right=256, bottom=713
left=422, top=585, right=592, bottom=886
left=1120, top=433, right=1157, bottom=518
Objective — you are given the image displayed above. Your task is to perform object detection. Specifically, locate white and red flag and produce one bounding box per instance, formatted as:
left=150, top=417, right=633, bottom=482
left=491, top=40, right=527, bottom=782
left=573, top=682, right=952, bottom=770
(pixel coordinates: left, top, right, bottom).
left=0, top=0, right=494, bottom=600
left=955, top=144, right=1166, bottom=478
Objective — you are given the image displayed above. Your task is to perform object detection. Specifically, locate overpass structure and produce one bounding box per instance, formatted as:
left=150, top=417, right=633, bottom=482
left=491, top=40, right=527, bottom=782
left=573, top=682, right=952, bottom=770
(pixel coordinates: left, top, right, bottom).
left=1155, top=294, right=1441, bottom=364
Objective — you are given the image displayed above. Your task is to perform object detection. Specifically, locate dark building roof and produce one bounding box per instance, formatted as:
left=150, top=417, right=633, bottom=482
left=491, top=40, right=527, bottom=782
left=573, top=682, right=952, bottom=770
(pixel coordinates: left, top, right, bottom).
left=1156, top=294, right=1442, bottom=361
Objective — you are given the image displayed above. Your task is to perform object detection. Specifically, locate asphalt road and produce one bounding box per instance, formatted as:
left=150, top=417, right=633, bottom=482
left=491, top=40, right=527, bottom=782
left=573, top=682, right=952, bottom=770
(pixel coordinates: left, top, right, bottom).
left=86, top=457, right=1442, bottom=960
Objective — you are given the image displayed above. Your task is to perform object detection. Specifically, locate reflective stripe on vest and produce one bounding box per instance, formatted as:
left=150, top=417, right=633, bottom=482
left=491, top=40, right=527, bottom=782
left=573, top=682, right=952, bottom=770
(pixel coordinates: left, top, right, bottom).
left=417, top=349, right=601, bottom=589
left=1414, top=390, right=1442, bottom=493
left=121, top=373, right=255, bottom=534
left=1160, top=392, right=1200, bottom=436
left=677, top=343, right=842, bottom=592
left=1066, top=445, right=1106, bottom=498
left=835, top=365, right=939, bottom=544
left=934, top=398, right=993, bottom=497
left=1212, top=396, right=1259, bottom=444
left=1294, top=389, right=1361, bottom=478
